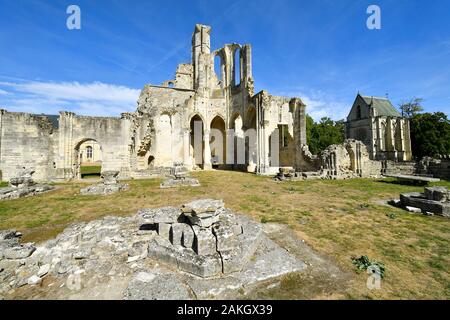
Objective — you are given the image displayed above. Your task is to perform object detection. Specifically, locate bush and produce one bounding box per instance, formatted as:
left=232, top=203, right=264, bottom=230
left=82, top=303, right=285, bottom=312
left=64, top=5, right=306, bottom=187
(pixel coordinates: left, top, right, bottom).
left=351, top=255, right=386, bottom=278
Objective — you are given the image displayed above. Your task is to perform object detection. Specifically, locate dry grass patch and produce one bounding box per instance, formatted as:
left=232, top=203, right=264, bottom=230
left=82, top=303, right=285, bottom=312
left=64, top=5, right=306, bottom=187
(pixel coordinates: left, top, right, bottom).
left=0, top=170, right=449, bottom=299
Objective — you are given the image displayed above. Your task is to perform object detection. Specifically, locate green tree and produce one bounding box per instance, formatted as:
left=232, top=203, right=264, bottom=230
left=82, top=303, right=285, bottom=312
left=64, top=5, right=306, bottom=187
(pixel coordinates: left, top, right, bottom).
left=306, top=115, right=345, bottom=154
left=410, top=112, right=450, bottom=158
left=399, top=98, right=424, bottom=118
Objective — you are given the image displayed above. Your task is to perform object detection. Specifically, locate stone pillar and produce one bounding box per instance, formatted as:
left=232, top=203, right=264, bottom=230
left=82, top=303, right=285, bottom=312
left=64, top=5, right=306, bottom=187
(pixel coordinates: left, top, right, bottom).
left=203, top=130, right=212, bottom=170
left=290, top=98, right=307, bottom=171
left=262, top=121, right=271, bottom=171
left=0, top=109, right=4, bottom=180
left=183, top=129, right=191, bottom=168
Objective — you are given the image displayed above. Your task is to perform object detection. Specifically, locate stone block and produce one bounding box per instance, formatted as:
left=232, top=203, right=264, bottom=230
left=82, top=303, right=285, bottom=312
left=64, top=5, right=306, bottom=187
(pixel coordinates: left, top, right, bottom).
left=192, top=226, right=217, bottom=256
left=181, top=199, right=224, bottom=215
left=138, top=207, right=181, bottom=225
left=212, top=222, right=240, bottom=252
left=148, top=238, right=178, bottom=266
left=182, top=225, right=195, bottom=249
left=175, top=248, right=222, bottom=278
left=3, top=244, right=36, bottom=260
left=170, top=223, right=191, bottom=246
left=158, top=223, right=171, bottom=239
left=124, top=271, right=192, bottom=300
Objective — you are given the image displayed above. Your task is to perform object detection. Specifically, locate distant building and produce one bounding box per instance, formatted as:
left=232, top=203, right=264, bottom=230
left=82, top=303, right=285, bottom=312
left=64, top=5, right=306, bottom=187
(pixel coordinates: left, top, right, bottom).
left=345, top=93, right=412, bottom=161
left=78, top=140, right=102, bottom=165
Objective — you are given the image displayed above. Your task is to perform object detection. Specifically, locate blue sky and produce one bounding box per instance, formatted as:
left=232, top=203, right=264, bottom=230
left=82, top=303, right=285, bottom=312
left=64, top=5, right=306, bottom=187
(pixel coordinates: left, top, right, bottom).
left=0, top=0, right=449, bottom=120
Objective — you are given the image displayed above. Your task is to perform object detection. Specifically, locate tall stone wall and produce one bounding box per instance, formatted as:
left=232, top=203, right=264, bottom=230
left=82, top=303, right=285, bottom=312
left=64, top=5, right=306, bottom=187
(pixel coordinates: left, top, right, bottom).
left=56, top=112, right=132, bottom=179
left=0, top=110, right=56, bottom=181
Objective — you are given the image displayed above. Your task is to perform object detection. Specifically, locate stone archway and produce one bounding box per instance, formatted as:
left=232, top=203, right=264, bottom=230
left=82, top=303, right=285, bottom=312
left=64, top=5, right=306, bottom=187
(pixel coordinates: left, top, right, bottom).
left=74, top=138, right=102, bottom=179
left=210, top=115, right=226, bottom=168
left=190, top=114, right=204, bottom=169
left=231, top=113, right=244, bottom=169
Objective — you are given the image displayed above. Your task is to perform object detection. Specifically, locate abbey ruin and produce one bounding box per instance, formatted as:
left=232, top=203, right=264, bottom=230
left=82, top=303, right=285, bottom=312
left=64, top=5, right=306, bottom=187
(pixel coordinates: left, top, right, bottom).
left=0, top=24, right=418, bottom=182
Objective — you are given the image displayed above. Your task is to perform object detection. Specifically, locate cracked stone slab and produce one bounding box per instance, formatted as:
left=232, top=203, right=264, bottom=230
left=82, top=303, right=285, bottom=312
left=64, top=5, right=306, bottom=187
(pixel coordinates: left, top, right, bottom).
left=138, top=207, right=181, bottom=225
left=124, top=270, right=193, bottom=300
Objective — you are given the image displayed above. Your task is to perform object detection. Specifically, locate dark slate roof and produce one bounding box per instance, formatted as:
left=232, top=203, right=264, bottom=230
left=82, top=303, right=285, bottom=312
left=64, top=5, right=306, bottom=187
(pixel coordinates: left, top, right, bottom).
left=360, top=95, right=401, bottom=117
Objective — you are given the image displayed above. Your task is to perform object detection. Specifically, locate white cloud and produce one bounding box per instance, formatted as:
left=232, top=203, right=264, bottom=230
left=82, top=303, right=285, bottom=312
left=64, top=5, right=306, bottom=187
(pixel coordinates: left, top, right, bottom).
left=0, top=81, right=141, bottom=116
left=276, top=89, right=350, bottom=122
left=0, top=89, right=8, bottom=95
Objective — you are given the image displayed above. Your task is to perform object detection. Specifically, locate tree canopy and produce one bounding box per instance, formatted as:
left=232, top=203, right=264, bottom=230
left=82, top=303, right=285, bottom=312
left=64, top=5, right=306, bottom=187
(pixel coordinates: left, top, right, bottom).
left=306, top=115, right=345, bottom=155
left=410, top=112, right=450, bottom=158
left=399, top=98, right=424, bottom=118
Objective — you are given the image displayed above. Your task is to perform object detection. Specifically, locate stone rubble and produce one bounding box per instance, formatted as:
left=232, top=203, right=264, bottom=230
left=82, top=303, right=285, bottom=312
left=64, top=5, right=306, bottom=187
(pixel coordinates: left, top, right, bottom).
left=0, top=199, right=307, bottom=300
left=160, top=163, right=200, bottom=189
left=390, top=186, right=450, bottom=218
left=80, top=171, right=129, bottom=195
left=0, top=168, right=54, bottom=201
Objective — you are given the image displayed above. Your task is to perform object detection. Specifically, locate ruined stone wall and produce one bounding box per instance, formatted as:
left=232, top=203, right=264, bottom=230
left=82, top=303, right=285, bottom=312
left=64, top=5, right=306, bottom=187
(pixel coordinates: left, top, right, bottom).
left=320, top=140, right=381, bottom=179
left=56, top=112, right=132, bottom=179
left=418, top=157, right=450, bottom=180
left=0, top=111, right=56, bottom=181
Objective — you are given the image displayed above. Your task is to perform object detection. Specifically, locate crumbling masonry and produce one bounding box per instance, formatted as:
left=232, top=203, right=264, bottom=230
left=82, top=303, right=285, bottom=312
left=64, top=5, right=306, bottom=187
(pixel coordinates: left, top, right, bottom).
left=0, top=25, right=415, bottom=182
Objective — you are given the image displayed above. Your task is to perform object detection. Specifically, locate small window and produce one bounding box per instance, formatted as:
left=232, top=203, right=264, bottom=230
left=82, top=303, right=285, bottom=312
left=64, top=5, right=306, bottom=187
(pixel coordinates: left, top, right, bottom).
left=86, top=146, right=93, bottom=159
left=357, top=105, right=362, bottom=119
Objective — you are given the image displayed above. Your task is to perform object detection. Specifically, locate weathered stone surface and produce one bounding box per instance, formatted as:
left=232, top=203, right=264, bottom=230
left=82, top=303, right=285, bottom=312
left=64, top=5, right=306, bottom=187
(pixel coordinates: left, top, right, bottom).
left=192, top=226, right=216, bottom=256
left=182, top=199, right=224, bottom=215
left=176, top=249, right=223, bottom=278
left=3, top=244, right=36, bottom=260
left=160, top=177, right=200, bottom=189
left=27, top=275, right=42, bottom=285
left=425, top=186, right=450, bottom=202
left=0, top=200, right=310, bottom=299
left=400, top=187, right=450, bottom=217
left=138, top=207, right=180, bottom=225
left=101, top=171, right=120, bottom=185
left=0, top=230, right=17, bottom=241
left=169, top=223, right=186, bottom=246
left=37, top=264, right=50, bottom=277
left=124, top=271, right=192, bottom=300
left=181, top=225, right=195, bottom=249
left=157, top=222, right=171, bottom=239
left=80, top=183, right=128, bottom=196
left=406, top=206, right=422, bottom=213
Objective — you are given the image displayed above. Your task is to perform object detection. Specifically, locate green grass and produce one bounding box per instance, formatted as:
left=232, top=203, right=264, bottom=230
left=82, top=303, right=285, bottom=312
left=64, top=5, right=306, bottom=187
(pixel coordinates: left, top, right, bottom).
left=80, top=165, right=102, bottom=179
left=0, top=171, right=449, bottom=299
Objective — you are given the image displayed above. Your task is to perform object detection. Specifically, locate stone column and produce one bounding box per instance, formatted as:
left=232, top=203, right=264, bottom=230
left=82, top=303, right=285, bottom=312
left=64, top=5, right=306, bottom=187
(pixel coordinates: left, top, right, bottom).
left=183, top=129, right=191, bottom=168
left=203, top=130, right=212, bottom=170
left=290, top=98, right=307, bottom=171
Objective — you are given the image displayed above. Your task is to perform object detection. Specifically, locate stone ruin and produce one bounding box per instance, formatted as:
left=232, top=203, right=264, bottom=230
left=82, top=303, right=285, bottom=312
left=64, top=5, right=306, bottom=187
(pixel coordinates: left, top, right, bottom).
left=275, top=140, right=382, bottom=181
left=0, top=199, right=306, bottom=300
left=392, top=186, right=450, bottom=218
left=0, top=167, right=54, bottom=201
left=140, top=199, right=259, bottom=277
left=159, top=162, right=200, bottom=189
left=80, top=171, right=129, bottom=195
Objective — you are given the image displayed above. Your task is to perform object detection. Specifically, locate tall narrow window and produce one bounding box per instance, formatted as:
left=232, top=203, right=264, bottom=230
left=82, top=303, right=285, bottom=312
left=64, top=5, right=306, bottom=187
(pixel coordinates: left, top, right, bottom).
left=214, top=54, right=222, bottom=83
left=86, top=146, right=93, bottom=159
left=234, top=49, right=241, bottom=86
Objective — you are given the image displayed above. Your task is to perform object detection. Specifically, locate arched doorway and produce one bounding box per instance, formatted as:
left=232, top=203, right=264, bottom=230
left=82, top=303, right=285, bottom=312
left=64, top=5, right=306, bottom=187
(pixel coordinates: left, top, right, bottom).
left=74, top=139, right=102, bottom=179
left=231, top=113, right=244, bottom=169
left=190, top=115, right=204, bottom=168
left=210, top=115, right=226, bottom=168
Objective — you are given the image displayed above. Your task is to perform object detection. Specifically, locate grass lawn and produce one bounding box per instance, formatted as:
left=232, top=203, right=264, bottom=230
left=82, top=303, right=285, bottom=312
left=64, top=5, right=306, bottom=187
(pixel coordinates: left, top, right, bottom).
left=0, top=170, right=448, bottom=299
left=80, top=165, right=102, bottom=179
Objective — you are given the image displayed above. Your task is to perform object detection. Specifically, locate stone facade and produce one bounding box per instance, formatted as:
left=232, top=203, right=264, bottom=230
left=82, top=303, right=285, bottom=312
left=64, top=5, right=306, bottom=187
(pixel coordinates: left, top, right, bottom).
left=0, top=24, right=310, bottom=181
left=346, top=94, right=412, bottom=162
